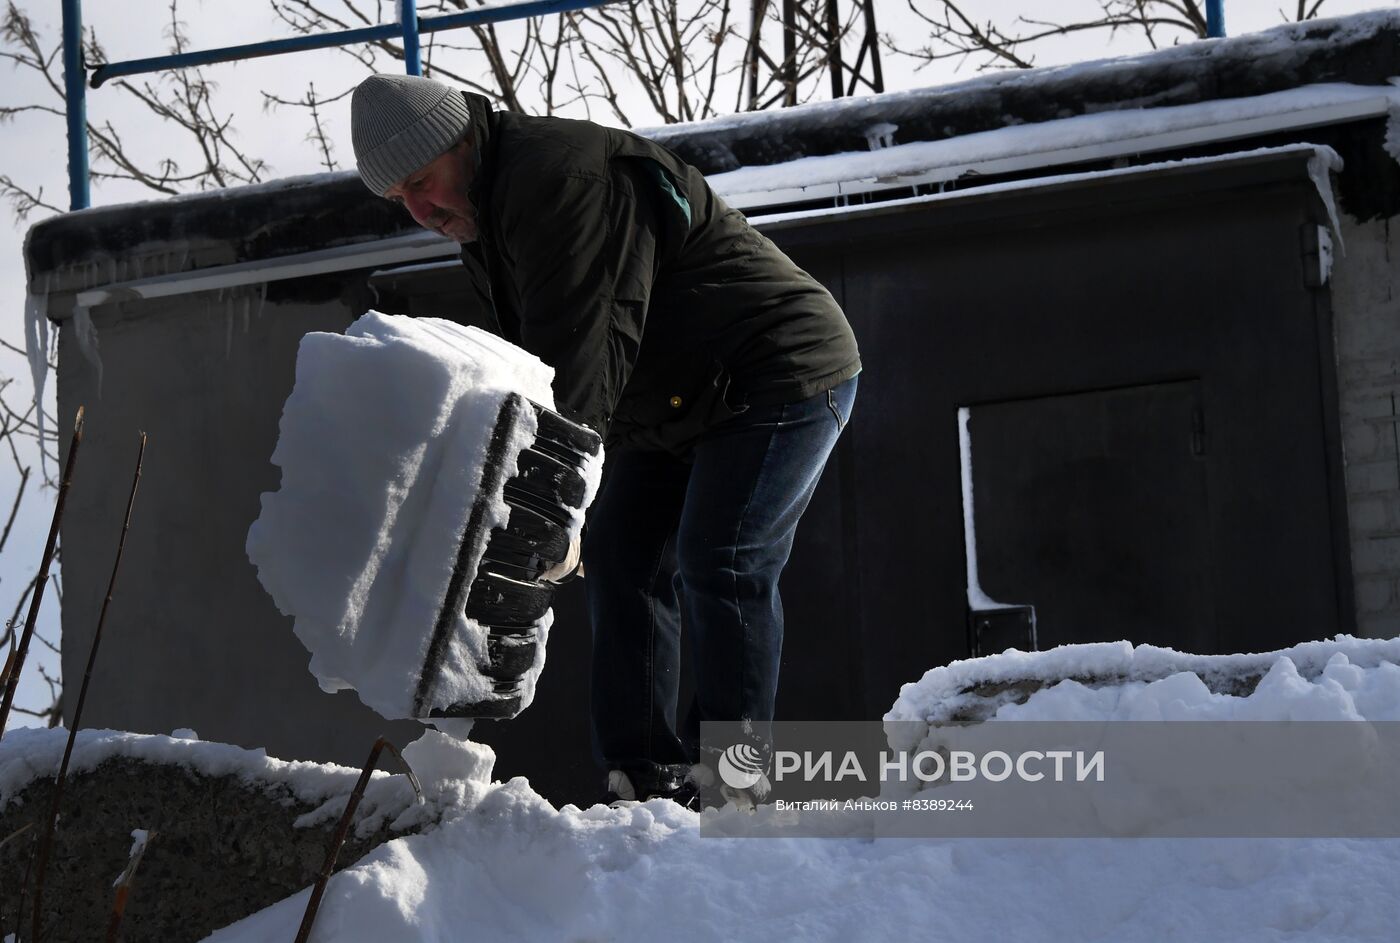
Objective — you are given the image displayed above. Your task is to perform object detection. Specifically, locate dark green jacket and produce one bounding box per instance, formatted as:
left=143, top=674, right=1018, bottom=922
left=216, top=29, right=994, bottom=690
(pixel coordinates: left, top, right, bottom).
left=457, top=93, right=861, bottom=455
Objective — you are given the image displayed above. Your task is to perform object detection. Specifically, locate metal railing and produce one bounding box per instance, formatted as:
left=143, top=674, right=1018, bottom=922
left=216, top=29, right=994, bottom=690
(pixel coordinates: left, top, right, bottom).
left=1207, top=0, right=1226, bottom=39
left=58, top=0, right=617, bottom=211
left=57, top=0, right=1232, bottom=213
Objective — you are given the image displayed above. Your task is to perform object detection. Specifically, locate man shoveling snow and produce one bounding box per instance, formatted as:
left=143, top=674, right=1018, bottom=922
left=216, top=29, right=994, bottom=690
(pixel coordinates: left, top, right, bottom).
left=258, top=73, right=862, bottom=807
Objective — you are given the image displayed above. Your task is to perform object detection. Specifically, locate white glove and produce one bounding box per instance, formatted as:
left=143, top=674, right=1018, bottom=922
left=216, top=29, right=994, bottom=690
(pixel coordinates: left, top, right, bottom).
left=541, top=533, right=583, bottom=583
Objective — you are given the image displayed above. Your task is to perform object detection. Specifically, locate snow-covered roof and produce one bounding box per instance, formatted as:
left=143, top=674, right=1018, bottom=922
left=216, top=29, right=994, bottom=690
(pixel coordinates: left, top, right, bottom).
left=649, top=8, right=1400, bottom=174
left=24, top=8, right=1400, bottom=292
left=715, top=83, right=1395, bottom=211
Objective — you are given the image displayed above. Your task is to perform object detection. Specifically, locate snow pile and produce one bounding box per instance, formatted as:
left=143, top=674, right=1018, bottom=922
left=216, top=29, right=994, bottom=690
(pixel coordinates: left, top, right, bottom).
left=246, top=313, right=568, bottom=720
left=878, top=638, right=1400, bottom=838
left=886, top=633, right=1400, bottom=725
left=205, top=635, right=1400, bottom=941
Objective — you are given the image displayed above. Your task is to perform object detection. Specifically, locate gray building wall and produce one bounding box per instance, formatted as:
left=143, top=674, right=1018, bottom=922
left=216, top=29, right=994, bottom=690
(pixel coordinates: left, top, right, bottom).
left=56, top=285, right=421, bottom=767
left=1333, top=214, right=1400, bottom=638
left=41, top=150, right=1398, bottom=771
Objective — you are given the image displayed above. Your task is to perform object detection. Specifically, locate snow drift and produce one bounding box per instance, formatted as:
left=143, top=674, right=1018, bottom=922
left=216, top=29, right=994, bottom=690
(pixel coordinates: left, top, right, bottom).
left=203, top=634, right=1400, bottom=942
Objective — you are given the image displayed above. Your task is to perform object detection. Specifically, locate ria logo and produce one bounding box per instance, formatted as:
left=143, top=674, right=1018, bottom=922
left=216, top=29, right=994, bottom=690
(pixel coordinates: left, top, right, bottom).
left=717, top=742, right=768, bottom=790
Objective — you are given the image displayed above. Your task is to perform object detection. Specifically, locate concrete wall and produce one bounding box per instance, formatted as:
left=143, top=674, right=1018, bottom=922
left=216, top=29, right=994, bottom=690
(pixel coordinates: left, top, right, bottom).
left=1332, top=214, right=1400, bottom=639
left=56, top=285, right=422, bottom=767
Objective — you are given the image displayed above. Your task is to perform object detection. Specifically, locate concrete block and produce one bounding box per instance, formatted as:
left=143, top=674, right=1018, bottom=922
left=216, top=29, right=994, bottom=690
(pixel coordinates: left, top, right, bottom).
left=1340, top=390, right=1400, bottom=424
left=1338, top=366, right=1400, bottom=395
left=1359, top=611, right=1400, bottom=640
left=1343, top=421, right=1382, bottom=464
left=1353, top=536, right=1400, bottom=575
left=1356, top=574, right=1394, bottom=613
left=1347, top=496, right=1391, bottom=534
left=1337, top=315, right=1400, bottom=358
left=1344, top=459, right=1400, bottom=495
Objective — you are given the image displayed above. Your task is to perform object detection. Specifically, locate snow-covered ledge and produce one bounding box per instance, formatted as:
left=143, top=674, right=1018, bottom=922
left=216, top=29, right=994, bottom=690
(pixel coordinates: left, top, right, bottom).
left=0, top=727, right=482, bottom=940
left=886, top=634, right=1400, bottom=727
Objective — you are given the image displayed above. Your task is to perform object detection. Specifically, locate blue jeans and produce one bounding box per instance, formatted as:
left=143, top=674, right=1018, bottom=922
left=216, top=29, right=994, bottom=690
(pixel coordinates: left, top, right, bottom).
left=582, top=376, right=857, bottom=779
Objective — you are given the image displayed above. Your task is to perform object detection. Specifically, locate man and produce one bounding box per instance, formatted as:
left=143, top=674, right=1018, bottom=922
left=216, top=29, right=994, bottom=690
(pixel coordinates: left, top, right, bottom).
left=351, top=73, right=860, bottom=805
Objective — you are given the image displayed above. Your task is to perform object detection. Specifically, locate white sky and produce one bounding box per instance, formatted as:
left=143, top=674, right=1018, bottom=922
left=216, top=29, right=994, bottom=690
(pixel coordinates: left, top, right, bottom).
left=1, top=0, right=1396, bottom=727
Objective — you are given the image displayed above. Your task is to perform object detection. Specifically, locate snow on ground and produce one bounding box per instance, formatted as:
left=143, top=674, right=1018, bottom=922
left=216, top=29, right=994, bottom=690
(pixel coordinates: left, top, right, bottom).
left=202, top=635, right=1400, bottom=942
left=245, top=313, right=588, bottom=720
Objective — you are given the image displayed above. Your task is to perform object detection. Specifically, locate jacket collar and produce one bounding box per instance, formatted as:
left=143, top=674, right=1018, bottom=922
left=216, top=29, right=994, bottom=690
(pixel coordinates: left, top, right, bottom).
left=461, top=91, right=498, bottom=235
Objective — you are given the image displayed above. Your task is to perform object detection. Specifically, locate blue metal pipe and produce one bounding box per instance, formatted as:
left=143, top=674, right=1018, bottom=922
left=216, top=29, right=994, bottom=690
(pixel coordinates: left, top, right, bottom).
left=90, top=23, right=402, bottom=87
left=1206, top=0, right=1226, bottom=38
left=61, top=0, right=90, bottom=210
left=401, top=0, right=422, bottom=76
left=89, top=0, right=619, bottom=88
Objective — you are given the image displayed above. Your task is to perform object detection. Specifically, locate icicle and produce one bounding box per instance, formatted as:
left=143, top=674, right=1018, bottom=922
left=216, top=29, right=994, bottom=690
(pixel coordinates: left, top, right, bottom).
left=1306, top=147, right=1346, bottom=255
left=23, top=272, right=51, bottom=482
left=959, top=408, right=994, bottom=610
left=863, top=121, right=897, bottom=151
left=225, top=308, right=234, bottom=360
left=254, top=281, right=268, bottom=321
left=71, top=305, right=105, bottom=397
left=959, top=407, right=1029, bottom=617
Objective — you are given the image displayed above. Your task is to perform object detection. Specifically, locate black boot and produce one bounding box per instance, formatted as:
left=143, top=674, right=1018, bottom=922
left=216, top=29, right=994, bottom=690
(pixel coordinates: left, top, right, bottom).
left=604, top=763, right=702, bottom=809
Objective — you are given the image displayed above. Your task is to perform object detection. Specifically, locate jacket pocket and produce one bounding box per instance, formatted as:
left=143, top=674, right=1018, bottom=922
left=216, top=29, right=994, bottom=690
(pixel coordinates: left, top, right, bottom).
left=610, top=360, right=743, bottom=455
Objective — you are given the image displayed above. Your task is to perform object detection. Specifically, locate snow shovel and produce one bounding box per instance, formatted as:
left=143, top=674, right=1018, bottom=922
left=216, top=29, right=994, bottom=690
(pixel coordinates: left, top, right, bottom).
left=413, top=392, right=601, bottom=720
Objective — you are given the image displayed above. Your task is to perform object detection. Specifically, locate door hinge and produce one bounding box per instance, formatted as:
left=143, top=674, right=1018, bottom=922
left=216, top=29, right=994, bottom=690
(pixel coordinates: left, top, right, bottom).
left=1301, top=224, right=1333, bottom=289
left=967, top=605, right=1037, bottom=657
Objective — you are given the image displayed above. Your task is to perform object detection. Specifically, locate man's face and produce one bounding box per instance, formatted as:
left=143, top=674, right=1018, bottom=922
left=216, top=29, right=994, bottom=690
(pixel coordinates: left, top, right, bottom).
left=384, top=140, right=478, bottom=243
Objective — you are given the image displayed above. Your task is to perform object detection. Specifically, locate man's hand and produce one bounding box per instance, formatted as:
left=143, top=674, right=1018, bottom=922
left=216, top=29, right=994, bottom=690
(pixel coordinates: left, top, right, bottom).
left=541, top=533, right=583, bottom=583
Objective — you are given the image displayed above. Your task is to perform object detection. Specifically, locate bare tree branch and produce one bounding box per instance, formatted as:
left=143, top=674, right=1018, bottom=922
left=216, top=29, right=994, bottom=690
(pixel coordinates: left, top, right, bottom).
left=892, top=0, right=1328, bottom=72
left=264, top=82, right=350, bottom=171
left=0, top=466, right=29, bottom=557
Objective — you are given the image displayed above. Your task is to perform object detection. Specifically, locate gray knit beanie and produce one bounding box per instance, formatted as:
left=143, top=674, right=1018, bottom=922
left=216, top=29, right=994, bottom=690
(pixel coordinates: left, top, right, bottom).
left=351, top=74, right=472, bottom=196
